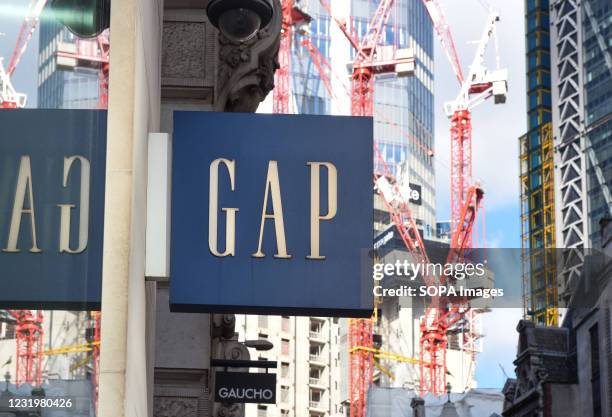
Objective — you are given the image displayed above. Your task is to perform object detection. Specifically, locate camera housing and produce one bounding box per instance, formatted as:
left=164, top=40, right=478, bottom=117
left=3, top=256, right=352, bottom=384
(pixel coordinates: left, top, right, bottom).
left=207, top=0, right=274, bottom=42
left=50, top=0, right=111, bottom=38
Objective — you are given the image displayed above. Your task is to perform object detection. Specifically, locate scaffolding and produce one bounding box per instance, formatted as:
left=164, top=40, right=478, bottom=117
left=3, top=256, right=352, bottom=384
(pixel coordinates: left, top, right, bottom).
left=520, top=122, right=557, bottom=326
left=520, top=0, right=559, bottom=327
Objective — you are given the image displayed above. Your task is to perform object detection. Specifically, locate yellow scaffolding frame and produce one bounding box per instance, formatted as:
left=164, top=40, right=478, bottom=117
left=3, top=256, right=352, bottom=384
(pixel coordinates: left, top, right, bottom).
left=520, top=122, right=558, bottom=326
left=41, top=341, right=99, bottom=356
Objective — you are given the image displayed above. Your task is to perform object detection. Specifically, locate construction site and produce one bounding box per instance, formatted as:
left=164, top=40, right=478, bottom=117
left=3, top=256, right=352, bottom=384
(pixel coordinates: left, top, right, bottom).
left=0, top=0, right=610, bottom=417
left=253, top=1, right=507, bottom=416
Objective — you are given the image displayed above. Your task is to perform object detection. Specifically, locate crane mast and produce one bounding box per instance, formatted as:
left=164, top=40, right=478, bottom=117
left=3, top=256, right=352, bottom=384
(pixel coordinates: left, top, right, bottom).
left=420, top=8, right=507, bottom=395
left=422, top=0, right=463, bottom=84
left=7, top=0, right=48, bottom=77
left=350, top=0, right=394, bottom=116
left=445, top=11, right=507, bottom=242
left=2, top=310, right=44, bottom=386
left=300, top=38, right=336, bottom=99
left=274, top=0, right=294, bottom=114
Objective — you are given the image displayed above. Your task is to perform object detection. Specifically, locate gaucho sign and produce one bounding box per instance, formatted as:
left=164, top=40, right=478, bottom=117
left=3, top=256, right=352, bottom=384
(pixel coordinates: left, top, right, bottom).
left=214, top=372, right=276, bottom=404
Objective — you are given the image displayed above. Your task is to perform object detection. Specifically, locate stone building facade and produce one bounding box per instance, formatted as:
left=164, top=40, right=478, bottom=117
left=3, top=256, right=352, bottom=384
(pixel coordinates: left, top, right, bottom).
left=152, top=2, right=283, bottom=417
left=503, top=222, right=612, bottom=417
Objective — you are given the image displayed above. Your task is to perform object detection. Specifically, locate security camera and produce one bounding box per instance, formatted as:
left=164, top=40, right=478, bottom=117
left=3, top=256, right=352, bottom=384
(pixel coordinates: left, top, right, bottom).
left=50, top=0, right=111, bottom=38
left=207, top=0, right=274, bottom=42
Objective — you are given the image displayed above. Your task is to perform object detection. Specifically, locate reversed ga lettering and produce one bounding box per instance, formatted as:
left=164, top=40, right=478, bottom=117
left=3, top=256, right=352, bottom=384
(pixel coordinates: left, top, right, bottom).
left=209, top=158, right=337, bottom=260
left=1, top=155, right=91, bottom=254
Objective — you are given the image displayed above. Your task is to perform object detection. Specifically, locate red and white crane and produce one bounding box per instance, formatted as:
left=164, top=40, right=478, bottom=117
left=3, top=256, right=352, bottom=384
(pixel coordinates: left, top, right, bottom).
left=422, top=0, right=463, bottom=84
left=315, top=0, right=456, bottom=400
left=7, top=0, right=48, bottom=77
left=300, top=0, right=507, bottom=405
left=0, top=0, right=47, bottom=109
left=378, top=4, right=507, bottom=396
left=312, top=2, right=419, bottom=416
left=1, top=310, right=44, bottom=387
left=318, top=0, right=415, bottom=117
left=0, top=60, right=27, bottom=108
left=444, top=10, right=506, bottom=244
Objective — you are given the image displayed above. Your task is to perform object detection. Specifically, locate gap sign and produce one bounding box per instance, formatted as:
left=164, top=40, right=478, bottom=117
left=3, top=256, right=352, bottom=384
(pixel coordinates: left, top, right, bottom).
left=0, top=110, right=106, bottom=309
left=170, top=112, right=373, bottom=316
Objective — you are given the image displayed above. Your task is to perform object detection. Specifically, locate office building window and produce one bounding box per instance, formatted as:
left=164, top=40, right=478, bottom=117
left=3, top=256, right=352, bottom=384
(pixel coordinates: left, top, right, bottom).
left=281, top=362, right=290, bottom=378
left=282, top=316, right=291, bottom=332
left=281, top=339, right=290, bottom=356
left=0, top=323, right=15, bottom=340
left=281, top=385, right=290, bottom=403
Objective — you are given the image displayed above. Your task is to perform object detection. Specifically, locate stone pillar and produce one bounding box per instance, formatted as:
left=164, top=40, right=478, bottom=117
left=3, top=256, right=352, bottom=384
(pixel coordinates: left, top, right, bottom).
left=97, top=0, right=137, bottom=414
left=153, top=284, right=211, bottom=417
left=98, top=0, right=162, bottom=415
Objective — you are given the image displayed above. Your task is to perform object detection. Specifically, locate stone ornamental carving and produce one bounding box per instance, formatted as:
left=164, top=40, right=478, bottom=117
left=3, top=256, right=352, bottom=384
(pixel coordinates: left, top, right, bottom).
left=215, top=0, right=282, bottom=112
left=153, top=370, right=210, bottom=417
left=161, top=9, right=217, bottom=101
left=502, top=320, right=578, bottom=416
left=154, top=397, right=199, bottom=417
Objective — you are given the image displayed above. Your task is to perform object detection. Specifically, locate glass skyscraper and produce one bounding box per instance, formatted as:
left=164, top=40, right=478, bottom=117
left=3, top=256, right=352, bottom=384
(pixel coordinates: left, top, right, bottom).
left=582, top=0, right=611, bottom=249
left=38, top=17, right=100, bottom=109
left=520, top=0, right=612, bottom=326
left=549, top=0, right=612, bottom=252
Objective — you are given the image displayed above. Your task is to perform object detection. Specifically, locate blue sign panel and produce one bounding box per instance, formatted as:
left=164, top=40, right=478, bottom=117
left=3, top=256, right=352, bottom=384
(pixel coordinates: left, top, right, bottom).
left=0, top=110, right=106, bottom=309
left=171, top=112, right=373, bottom=316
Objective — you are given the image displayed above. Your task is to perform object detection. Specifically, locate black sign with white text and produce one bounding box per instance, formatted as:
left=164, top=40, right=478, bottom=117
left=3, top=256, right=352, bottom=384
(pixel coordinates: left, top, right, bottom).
left=215, top=372, right=277, bottom=404
left=408, top=183, right=422, bottom=205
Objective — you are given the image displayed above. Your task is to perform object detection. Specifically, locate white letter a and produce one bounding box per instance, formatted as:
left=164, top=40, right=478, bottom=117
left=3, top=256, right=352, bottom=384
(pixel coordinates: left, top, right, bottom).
left=3, top=156, right=41, bottom=253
